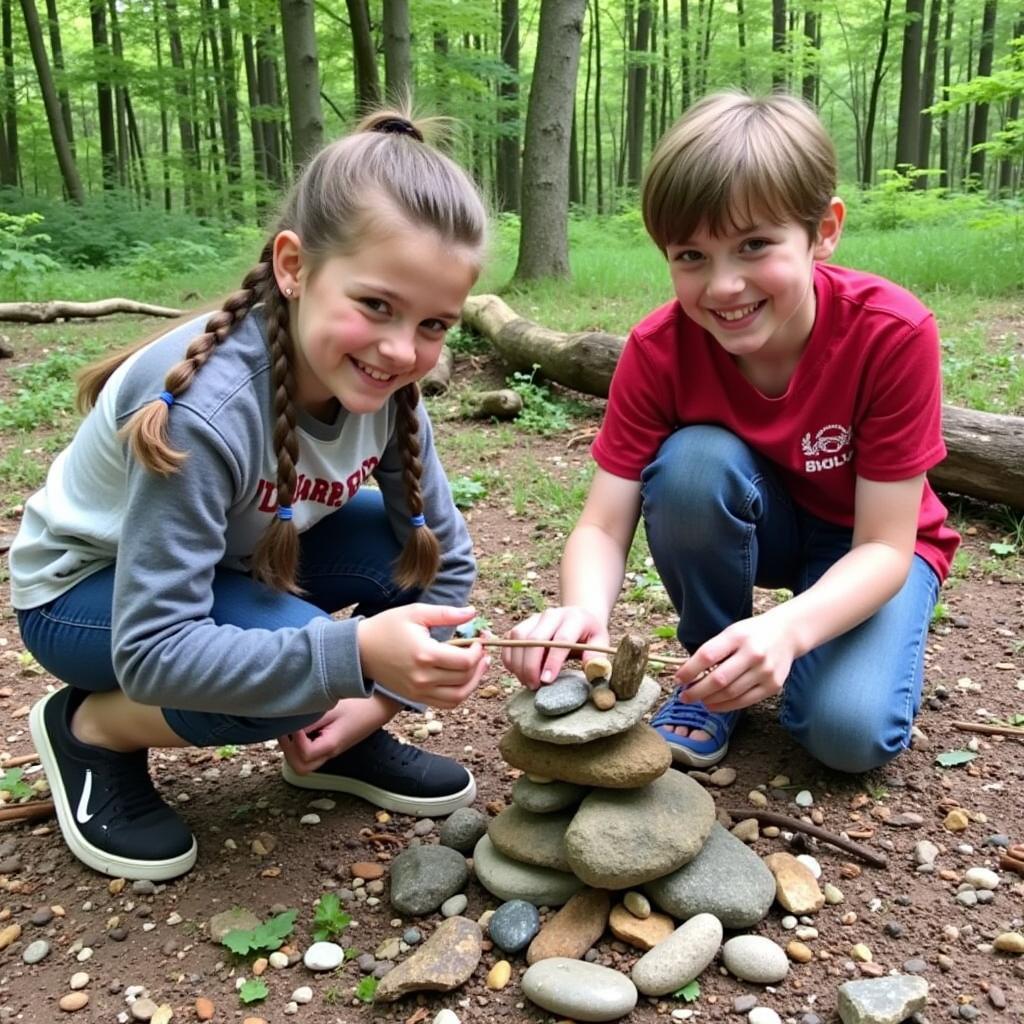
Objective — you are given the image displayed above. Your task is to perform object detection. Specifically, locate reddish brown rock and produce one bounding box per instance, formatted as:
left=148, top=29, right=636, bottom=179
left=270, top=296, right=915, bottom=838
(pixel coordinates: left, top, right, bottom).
left=764, top=852, right=825, bottom=914
left=608, top=904, right=676, bottom=951
left=526, top=888, right=611, bottom=964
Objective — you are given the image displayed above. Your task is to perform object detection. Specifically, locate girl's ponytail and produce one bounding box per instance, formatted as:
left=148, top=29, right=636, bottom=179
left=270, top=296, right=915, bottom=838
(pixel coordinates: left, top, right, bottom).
left=393, top=383, right=441, bottom=590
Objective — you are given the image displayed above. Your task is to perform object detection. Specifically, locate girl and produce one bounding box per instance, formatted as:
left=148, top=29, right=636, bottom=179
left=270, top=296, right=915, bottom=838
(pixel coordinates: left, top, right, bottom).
left=10, top=111, right=490, bottom=882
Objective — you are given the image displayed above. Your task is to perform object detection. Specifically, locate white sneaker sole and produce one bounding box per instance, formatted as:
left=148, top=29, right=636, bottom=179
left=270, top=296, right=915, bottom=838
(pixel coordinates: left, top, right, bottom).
left=281, top=761, right=477, bottom=818
left=665, top=736, right=730, bottom=769
left=29, top=690, right=197, bottom=882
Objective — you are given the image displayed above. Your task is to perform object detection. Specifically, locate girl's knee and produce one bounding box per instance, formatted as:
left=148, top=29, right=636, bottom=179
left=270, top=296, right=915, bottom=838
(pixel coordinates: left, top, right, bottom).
left=790, top=708, right=905, bottom=775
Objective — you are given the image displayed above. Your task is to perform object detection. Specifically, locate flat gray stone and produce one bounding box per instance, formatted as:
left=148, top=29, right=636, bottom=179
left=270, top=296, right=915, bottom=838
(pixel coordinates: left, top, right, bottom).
left=473, top=835, right=583, bottom=907
left=488, top=899, right=541, bottom=954
left=508, top=675, right=661, bottom=744
left=534, top=672, right=591, bottom=716
left=512, top=777, right=588, bottom=814
left=721, top=935, right=790, bottom=983
left=389, top=845, right=469, bottom=916
left=837, top=976, right=929, bottom=1024
left=522, top=957, right=638, bottom=1022
left=631, top=913, right=723, bottom=997
left=565, top=770, right=715, bottom=888
left=489, top=804, right=574, bottom=871
left=439, top=807, right=488, bottom=853
left=645, top=823, right=775, bottom=928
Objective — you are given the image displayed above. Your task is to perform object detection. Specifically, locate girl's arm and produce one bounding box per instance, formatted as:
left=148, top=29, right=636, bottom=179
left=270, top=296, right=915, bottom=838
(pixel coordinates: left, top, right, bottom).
left=677, top=473, right=926, bottom=712
left=503, top=468, right=642, bottom=688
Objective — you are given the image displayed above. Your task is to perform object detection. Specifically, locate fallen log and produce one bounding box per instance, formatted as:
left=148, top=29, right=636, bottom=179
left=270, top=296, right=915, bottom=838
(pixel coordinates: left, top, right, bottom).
left=0, top=299, right=184, bottom=323
left=461, top=294, right=1024, bottom=511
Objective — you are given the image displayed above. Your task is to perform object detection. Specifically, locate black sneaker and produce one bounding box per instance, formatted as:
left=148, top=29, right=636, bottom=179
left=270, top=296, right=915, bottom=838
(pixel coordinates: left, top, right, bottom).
left=281, top=728, right=476, bottom=817
left=29, top=687, right=197, bottom=881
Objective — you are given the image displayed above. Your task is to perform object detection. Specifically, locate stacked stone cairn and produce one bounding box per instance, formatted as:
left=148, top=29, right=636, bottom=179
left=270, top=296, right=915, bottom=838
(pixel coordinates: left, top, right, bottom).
left=472, top=656, right=786, bottom=1021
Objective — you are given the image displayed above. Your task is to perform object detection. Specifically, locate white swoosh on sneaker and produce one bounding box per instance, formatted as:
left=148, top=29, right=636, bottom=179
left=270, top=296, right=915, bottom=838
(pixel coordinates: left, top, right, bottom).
left=76, top=769, right=95, bottom=824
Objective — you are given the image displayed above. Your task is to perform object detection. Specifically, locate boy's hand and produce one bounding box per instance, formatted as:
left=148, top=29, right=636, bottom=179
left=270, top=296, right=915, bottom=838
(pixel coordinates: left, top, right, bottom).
left=357, top=604, right=490, bottom=709
left=502, top=606, right=610, bottom=690
left=675, top=611, right=798, bottom=712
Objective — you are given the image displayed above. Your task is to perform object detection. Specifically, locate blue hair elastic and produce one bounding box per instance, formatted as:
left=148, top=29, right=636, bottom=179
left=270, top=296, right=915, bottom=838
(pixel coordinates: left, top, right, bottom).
left=158, top=391, right=175, bottom=407
left=276, top=505, right=294, bottom=521
left=410, top=513, right=426, bottom=528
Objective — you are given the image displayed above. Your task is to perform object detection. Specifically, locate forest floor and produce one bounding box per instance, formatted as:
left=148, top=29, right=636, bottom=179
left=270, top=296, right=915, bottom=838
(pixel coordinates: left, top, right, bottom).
left=0, top=319, right=1022, bottom=1024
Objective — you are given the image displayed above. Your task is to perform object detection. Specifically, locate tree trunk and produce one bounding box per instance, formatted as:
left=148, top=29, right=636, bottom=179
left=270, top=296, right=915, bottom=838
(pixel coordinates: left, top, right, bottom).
left=998, top=15, right=1023, bottom=193
left=771, top=0, right=786, bottom=90
left=736, top=0, right=748, bottom=90
left=107, top=0, right=129, bottom=190
left=90, top=0, right=117, bottom=190
left=1, top=0, right=18, bottom=187
left=125, top=90, right=150, bottom=204
left=968, top=0, right=998, bottom=189
left=382, top=0, right=411, bottom=103
left=916, top=0, right=941, bottom=186
left=201, top=24, right=224, bottom=216
left=345, top=0, right=380, bottom=115
left=19, top=0, right=83, bottom=202
left=0, top=299, right=183, bottom=322
left=801, top=8, right=818, bottom=103
left=862, top=0, right=893, bottom=187
left=513, top=0, right=586, bottom=282
left=660, top=0, right=670, bottom=134
left=256, top=26, right=285, bottom=188
left=43, top=0, right=72, bottom=155
left=166, top=0, right=202, bottom=211
left=153, top=2, right=171, bottom=210
left=593, top=0, right=604, bottom=214
left=461, top=293, right=1024, bottom=511
left=569, top=104, right=580, bottom=204
left=895, top=0, right=925, bottom=171
left=626, top=0, right=651, bottom=187
left=280, top=0, right=323, bottom=171
left=496, top=0, right=520, bottom=213
left=679, top=0, right=690, bottom=111
left=938, top=0, right=954, bottom=183
left=241, top=16, right=266, bottom=202
left=215, top=0, right=242, bottom=218
left=582, top=0, right=593, bottom=206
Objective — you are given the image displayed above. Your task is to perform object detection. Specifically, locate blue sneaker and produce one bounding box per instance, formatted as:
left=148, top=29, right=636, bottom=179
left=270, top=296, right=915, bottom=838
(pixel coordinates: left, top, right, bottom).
left=650, top=688, right=741, bottom=767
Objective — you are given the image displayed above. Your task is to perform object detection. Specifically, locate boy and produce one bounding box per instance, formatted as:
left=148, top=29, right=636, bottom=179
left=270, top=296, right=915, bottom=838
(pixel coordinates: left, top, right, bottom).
left=502, top=91, right=958, bottom=773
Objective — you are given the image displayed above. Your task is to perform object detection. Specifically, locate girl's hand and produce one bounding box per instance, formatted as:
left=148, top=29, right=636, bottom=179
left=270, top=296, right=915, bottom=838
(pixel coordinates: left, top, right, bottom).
left=674, top=610, right=799, bottom=712
left=502, top=606, right=610, bottom=690
left=357, top=604, right=489, bottom=709
left=278, top=703, right=352, bottom=774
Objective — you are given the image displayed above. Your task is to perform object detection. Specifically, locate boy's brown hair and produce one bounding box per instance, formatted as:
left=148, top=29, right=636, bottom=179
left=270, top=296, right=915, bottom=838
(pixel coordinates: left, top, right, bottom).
left=642, top=91, right=837, bottom=251
left=78, top=108, right=486, bottom=594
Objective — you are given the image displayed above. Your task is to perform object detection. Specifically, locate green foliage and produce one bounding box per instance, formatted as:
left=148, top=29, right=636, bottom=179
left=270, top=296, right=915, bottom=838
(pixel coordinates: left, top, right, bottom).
left=989, top=542, right=1017, bottom=558
left=0, top=767, right=34, bottom=800
left=672, top=980, right=701, bottom=1001
left=221, top=909, right=297, bottom=956
left=18, top=651, right=45, bottom=675
left=846, top=170, right=997, bottom=231
left=214, top=744, right=240, bottom=760
left=931, top=602, right=949, bottom=624
left=449, top=474, right=489, bottom=509
left=120, top=239, right=222, bottom=284
left=238, top=978, right=268, bottom=1005
left=454, top=615, right=491, bottom=639
left=445, top=325, right=487, bottom=355
left=312, top=893, right=352, bottom=942
left=993, top=712, right=1024, bottom=727
left=354, top=976, right=379, bottom=1003
left=0, top=211, right=60, bottom=297
left=935, top=750, right=978, bottom=768
left=506, top=365, right=586, bottom=435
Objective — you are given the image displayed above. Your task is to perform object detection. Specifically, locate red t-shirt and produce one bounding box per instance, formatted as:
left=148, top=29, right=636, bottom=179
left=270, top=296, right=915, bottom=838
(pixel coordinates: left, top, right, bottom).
left=592, top=262, right=960, bottom=581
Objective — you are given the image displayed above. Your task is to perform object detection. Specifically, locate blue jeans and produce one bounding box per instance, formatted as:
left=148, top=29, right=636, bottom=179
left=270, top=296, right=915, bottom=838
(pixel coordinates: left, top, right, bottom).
left=640, top=425, right=940, bottom=774
left=17, top=490, right=419, bottom=747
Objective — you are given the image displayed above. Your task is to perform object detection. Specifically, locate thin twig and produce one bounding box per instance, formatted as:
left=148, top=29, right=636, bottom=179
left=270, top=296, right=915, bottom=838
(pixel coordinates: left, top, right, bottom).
left=0, top=800, right=55, bottom=825
left=951, top=720, right=1024, bottom=738
left=0, top=753, right=39, bottom=770
left=998, top=853, right=1024, bottom=877
left=447, top=636, right=688, bottom=667
left=721, top=806, right=889, bottom=868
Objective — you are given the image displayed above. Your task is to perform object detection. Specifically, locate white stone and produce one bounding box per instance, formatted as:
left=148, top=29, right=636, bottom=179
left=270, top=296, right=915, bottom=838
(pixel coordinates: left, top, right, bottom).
left=795, top=855, right=821, bottom=879
left=781, top=916, right=798, bottom=930
left=722, top=935, right=790, bottom=984
left=269, top=951, right=289, bottom=969
left=303, top=941, right=344, bottom=971
left=433, top=1011, right=461, bottom=1024
left=749, top=1008, right=782, bottom=1024
left=964, top=867, right=1000, bottom=890
left=795, top=791, right=813, bottom=808
left=299, top=813, right=321, bottom=825
left=291, top=986, right=313, bottom=1004
left=69, top=973, right=89, bottom=990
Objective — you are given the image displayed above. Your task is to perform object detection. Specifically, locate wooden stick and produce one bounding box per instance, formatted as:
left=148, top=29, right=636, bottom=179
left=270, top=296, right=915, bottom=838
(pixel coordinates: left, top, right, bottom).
left=998, top=853, right=1024, bottom=877
left=448, top=636, right=688, bottom=667
left=951, top=720, right=1024, bottom=738
left=0, top=753, right=39, bottom=769
left=721, top=806, right=889, bottom=868
left=0, top=800, right=55, bottom=825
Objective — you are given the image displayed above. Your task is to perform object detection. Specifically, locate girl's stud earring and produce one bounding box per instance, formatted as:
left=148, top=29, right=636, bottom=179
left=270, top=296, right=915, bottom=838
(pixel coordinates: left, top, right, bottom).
left=285, top=287, right=294, bottom=297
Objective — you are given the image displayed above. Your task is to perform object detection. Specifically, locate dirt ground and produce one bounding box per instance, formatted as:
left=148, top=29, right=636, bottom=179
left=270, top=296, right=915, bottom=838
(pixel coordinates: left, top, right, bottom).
left=0, top=330, right=1023, bottom=1024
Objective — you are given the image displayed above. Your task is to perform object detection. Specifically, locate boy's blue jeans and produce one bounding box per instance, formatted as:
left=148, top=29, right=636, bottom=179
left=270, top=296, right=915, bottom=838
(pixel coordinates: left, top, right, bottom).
left=640, top=425, right=940, bottom=774
left=17, top=489, right=418, bottom=747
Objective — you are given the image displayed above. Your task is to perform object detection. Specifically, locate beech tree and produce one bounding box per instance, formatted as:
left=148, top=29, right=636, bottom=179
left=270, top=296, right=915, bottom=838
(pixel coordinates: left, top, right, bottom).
left=280, top=0, right=323, bottom=171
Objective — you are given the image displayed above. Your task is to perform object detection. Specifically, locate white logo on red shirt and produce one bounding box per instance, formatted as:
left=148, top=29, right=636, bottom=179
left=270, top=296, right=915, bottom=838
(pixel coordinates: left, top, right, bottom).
left=801, top=424, right=853, bottom=473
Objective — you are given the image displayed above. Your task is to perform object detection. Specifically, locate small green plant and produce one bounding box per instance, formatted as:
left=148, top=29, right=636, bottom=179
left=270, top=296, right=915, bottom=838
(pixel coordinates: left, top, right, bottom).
left=507, top=365, right=579, bottom=435
left=17, top=651, right=45, bottom=675
left=312, top=892, right=352, bottom=942
left=672, top=980, right=701, bottom=1001
left=238, top=978, right=268, bottom=1005
left=0, top=211, right=60, bottom=297
left=931, top=601, right=950, bottom=624
left=445, top=325, right=487, bottom=354
left=992, top=712, right=1024, bottom=727
left=221, top=909, right=297, bottom=956
left=322, top=984, right=345, bottom=1005
left=989, top=541, right=1017, bottom=558
left=354, top=975, right=378, bottom=1003
left=449, top=474, right=489, bottom=509
left=652, top=625, right=677, bottom=639
left=0, top=767, right=33, bottom=800
left=214, top=744, right=240, bottom=759
left=454, top=614, right=491, bottom=639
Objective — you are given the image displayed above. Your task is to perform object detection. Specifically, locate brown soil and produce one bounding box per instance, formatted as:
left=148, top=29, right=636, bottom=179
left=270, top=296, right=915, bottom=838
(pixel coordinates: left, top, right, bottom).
left=1, top=338, right=1023, bottom=1024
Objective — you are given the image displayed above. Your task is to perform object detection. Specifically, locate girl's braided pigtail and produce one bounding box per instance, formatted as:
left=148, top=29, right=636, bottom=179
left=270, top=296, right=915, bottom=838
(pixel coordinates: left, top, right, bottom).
left=249, top=280, right=303, bottom=593
left=393, top=383, right=441, bottom=590
left=118, top=246, right=275, bottom=475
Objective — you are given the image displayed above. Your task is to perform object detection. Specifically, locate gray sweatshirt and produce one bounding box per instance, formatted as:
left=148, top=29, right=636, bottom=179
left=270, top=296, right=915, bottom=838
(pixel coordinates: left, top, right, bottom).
left=9, top=310, right=475, bottom=718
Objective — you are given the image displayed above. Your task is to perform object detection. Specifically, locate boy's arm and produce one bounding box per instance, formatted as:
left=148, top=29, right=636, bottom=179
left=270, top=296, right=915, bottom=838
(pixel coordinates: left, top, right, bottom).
left=679, top=473, right=925, bottom=712
left=503, top=469, right=641, bottom=688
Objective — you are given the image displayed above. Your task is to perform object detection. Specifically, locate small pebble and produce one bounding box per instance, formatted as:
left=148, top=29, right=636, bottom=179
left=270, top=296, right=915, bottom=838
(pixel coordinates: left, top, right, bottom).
left=58, top=993, right=89, bottom=1012
left=22, top=939, right=50, bottom=965
left=623, top=891, right=651, bottom=919
left=749, top=1008, right=782, bottom=1024
left=441, top=894, right=468, bottom=918
left=292, top=986, right=313, bottom=1004
left=794, top=790, right=813, bottom=808
left=486, top=960, right=512, bottom=990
